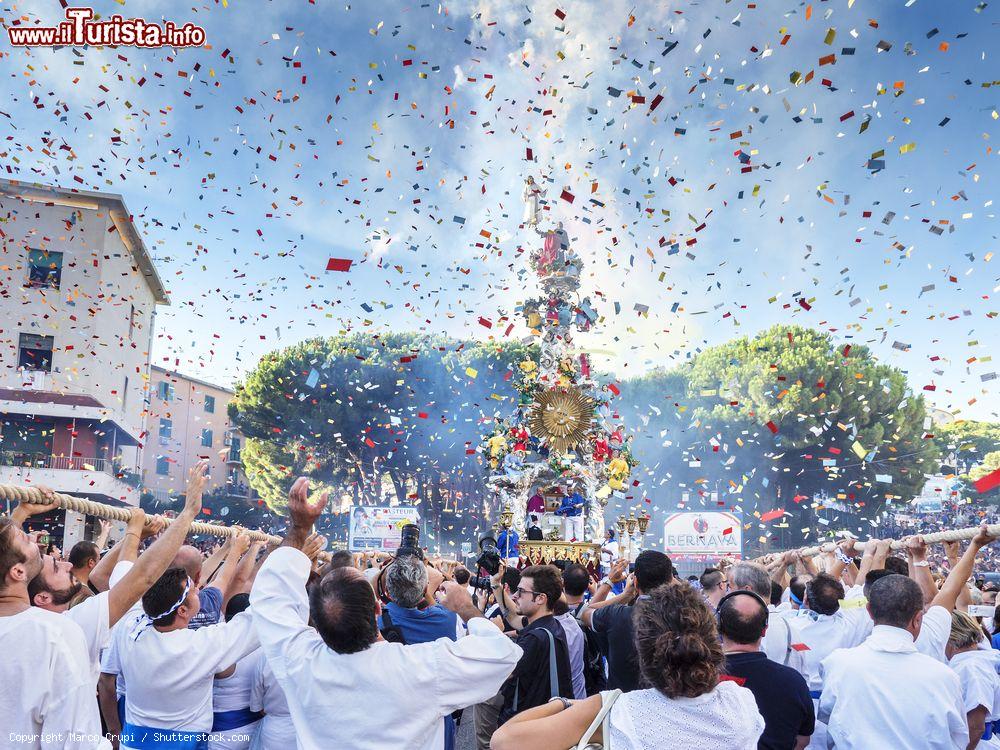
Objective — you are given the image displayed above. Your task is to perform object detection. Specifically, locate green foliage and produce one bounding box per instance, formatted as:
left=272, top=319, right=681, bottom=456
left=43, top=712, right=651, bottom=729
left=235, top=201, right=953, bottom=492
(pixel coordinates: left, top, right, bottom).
left=933, top=421, right=1000, bottom=468
left=229, top=332, right=536, bottom=511
left=683, top=324, right=938, bottom=514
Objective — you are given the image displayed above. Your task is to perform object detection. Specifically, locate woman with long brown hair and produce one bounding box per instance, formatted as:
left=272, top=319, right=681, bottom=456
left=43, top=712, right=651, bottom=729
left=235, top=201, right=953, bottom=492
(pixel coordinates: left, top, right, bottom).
left=490, top=581, right=764, bottom=750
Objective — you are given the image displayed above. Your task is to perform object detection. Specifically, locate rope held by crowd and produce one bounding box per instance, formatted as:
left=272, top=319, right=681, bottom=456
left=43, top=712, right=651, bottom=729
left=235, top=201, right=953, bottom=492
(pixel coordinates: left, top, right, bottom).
left=755, top=523, right=1000, bottom=563
left=0, top=482, right=282, bottom=545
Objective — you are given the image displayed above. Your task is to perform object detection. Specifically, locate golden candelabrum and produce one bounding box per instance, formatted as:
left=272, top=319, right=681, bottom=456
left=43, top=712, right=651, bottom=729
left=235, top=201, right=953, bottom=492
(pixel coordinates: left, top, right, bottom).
left=615, top=510, right=651, bottom=563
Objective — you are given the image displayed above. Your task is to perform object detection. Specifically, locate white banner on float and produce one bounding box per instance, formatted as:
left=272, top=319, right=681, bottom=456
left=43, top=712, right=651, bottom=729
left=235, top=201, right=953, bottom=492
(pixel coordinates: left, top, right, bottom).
left=348, top=506, right=420, bottom=552
left=662, top=511, right=742, bottom=558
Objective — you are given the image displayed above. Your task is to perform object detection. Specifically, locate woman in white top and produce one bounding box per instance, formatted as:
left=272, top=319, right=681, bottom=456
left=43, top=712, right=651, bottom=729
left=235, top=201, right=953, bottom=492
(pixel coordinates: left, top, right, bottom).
left=947, top=609, right=1000, bottom=749
left=490, top=581, right=764, bottom=750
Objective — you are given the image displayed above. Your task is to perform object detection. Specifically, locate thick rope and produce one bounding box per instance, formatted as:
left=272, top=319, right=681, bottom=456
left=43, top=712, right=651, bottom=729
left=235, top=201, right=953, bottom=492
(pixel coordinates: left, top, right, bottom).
left=0, top=483, right=333, bottom=559
left=755, top=523, right=1000, bottom=563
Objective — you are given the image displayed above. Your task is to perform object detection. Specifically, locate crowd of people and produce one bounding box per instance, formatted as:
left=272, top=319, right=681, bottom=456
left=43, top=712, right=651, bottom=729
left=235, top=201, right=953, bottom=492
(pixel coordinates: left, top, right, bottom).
left=5, top=471, right=1000, bottom=749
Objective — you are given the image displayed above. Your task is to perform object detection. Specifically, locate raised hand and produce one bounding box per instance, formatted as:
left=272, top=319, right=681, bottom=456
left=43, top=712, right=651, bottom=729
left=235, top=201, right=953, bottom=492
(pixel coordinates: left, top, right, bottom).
left=904, top=535, right=927, bottom=560
left=232, top=532, right=252, bottom=557
left=301, top=532, right=327, bottom=563
left=125, top=507, right=147, bottom=538
left=17, top=485, right=60, bottom=517
left=287, top=477, right=326, bottom=530
left=609, top=557, right=628, bottom=584
left=183, top=459, right=210, bottom=516
left=973, top=523, right=999, bottom=549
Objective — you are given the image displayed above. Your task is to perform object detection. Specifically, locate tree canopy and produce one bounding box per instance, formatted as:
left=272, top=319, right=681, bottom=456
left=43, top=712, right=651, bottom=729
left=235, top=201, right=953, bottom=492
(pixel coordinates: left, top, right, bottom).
left=228, top=332, right=535, bottom=522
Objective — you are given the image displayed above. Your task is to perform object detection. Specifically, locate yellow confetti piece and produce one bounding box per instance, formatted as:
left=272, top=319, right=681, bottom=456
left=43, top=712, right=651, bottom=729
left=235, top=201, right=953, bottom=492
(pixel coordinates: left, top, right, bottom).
left=899, top=142, right=916, bottom=154
left=465, top=367, right=478, bottom=378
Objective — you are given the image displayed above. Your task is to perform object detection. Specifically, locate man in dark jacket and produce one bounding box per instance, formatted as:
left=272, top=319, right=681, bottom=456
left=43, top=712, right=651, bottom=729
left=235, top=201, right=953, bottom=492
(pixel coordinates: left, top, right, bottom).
left=498, top=565, right=574, bottom=724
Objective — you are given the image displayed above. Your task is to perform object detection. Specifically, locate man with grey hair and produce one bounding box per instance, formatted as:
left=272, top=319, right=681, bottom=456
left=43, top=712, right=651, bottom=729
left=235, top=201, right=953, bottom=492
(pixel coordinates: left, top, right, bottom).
left=728, top=562, right=803, bottom=670
left=818, top=574, right=967, bottom=749
left=380, top=555, right=465, bottom=749
left=381, top=555, right=464, bottom=643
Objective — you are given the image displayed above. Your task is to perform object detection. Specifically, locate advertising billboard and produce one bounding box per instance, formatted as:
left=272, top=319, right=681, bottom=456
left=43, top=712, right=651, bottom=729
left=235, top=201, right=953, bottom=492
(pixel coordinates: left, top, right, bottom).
left=662, top=511, right=742, bottom=559
left=348, top=505, right=420, bottom=552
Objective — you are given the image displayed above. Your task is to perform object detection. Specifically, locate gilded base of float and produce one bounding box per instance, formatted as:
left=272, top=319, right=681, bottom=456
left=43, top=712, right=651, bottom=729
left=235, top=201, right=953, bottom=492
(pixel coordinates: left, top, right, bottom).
left=519, top=540, right=602, bottom=565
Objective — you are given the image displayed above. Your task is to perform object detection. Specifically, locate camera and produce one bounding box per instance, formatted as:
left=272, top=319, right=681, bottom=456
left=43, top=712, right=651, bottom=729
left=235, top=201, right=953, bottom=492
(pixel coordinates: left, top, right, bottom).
left=476, top=535, right=501, bottom=576
left=469, top=574, right=494, bottom=590
left=396, top=523, right=423, bottom=560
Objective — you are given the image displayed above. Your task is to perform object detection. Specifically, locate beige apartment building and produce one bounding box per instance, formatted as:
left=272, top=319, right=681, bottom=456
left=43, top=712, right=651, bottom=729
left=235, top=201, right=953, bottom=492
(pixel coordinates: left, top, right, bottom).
left=142, top=366, right=251, bottom=503
left=0, top=179, right=167, bottom=548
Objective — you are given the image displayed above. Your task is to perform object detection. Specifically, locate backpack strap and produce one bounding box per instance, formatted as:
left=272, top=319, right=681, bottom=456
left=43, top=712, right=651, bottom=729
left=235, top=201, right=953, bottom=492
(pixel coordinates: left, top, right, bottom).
left=542, top=627, right=559, bottom=700
left=512, top=626, right=561, bottom=713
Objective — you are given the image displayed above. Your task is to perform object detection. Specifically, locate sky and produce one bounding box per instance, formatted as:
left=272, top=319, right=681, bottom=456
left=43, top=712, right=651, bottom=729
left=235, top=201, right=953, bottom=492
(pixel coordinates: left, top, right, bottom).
left=1, top=0, right=998, bottom=419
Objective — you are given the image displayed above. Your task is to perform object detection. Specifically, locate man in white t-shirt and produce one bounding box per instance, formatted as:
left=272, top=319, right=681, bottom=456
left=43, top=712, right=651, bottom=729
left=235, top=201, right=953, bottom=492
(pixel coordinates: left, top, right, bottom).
left=0, top=513, right=109, bottom=749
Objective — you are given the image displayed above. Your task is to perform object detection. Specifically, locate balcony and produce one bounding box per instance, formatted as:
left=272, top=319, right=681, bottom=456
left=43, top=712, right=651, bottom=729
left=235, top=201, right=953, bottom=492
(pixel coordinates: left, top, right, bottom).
left=0, top=451, right=140, bottom=506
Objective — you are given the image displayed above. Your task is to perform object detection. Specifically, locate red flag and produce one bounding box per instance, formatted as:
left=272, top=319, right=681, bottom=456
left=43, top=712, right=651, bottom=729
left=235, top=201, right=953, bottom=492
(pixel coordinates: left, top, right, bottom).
left=326, top=257, right=353, bottom=272
left=975, top=467, right=1000, bottom=494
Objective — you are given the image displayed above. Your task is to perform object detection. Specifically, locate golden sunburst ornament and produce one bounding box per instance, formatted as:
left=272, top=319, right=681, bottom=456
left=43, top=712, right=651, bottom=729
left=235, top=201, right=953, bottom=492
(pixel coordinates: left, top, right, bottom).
left=528, top=387, right=594, bottom=453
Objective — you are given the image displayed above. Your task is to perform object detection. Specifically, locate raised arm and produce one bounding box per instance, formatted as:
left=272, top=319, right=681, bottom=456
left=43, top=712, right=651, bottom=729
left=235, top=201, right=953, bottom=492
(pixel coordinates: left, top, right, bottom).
left=252, top=478, right=328, bottom=678
left=89, top=507, right=165, bottom=593
left=905, top=535, right=938, bottom=607
left=931, top=525, right=999, bottom=612
left=581, top=573, right=635, bottom=630
left=215, top=533, right=252, bottom=610
left=200, top=540, right=230, bottom=586
left=94, top=519, right=113, bottom=552
left=106, top=461, right=209, bottom=626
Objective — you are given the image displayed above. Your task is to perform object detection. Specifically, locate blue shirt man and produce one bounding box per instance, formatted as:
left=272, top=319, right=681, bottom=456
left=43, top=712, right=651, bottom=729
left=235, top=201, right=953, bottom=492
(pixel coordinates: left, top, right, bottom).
left=497, top=529, right=520, bottom=560
left=380, top=556, right=463, bottom=750
left=557, top=492, right=584, bottom=517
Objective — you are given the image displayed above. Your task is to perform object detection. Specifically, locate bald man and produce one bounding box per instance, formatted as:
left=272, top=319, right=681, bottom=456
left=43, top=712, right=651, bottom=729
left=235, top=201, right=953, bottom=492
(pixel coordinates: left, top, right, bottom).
left=719, top=590, right=814, bottom=750
left=172, top=538, right=248, bottom=629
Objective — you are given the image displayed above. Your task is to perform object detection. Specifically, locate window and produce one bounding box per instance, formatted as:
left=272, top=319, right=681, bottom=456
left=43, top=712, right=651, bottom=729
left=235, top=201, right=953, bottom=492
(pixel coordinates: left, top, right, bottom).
left=228, top=436, right=241, bottom=463
left=18, top=333, right=54, bottom=372
left=204, top=395, right=215, bottom=413
left=25, top=249, right=63, bottom=289
left=155, top=456, right=170, bottom=476
left=158, top=418, right=172, bottom=444
left=156, top=381, right=174, bottom=401
left=201, top=428, right=213, bottom=447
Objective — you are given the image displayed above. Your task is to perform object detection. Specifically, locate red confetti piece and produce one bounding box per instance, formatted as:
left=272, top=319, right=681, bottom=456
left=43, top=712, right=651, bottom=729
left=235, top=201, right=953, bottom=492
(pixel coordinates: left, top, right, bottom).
left=722, top=527, right=733, bottom=535
left=608, top=383, right=620, bottom=395
left=790, top=642, right=810, bottom=652
left=761, top=508, right=785, bottom=522
left=766, top=421, right=779, bottom=434
left=560, top=189, right=575, bottom=203
left=326, top=257, right=353, bottom=272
